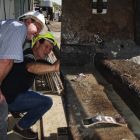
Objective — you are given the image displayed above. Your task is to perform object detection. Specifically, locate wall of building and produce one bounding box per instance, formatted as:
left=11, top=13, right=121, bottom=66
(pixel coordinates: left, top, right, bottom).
left=0, top=0, right=31, bottom=20
left=0, top=0, right=15, bottom=19
left=61, top=0, right=135, bottom=66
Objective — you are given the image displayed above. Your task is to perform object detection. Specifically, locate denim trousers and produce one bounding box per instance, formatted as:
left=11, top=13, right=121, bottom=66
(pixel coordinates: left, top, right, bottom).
left=0, top=99, right=8, bottom=140
left=8, top=90, right=53, bottom=129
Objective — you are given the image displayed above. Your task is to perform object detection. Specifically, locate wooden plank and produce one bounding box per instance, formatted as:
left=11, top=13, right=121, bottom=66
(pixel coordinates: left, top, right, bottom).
left=62, top=65, right=137, bottom=140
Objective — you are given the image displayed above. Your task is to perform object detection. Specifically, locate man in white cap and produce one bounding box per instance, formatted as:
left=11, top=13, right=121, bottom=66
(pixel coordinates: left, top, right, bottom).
left=0, top=10, right=45, bottom=140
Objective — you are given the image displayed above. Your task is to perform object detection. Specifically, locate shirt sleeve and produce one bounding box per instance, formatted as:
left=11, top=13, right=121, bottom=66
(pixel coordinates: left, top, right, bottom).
left=0, top=24, right=27, bottom=63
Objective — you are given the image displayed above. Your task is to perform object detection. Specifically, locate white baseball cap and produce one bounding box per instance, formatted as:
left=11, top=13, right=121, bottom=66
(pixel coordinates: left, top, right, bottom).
left=18, top=11, right=45, bottom=29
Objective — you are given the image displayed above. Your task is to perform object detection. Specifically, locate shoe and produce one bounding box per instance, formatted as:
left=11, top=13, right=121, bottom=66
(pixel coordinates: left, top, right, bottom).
left=10, top=112, right=24, bottom=118
left=13, top=125, right=38, bottom=139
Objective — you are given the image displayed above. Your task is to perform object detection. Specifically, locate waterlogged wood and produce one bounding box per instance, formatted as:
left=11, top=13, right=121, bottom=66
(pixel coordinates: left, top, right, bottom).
left=62, top=64, right=137, bottom=140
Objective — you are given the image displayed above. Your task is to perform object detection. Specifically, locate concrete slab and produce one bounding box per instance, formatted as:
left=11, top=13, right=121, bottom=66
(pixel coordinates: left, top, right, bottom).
left=42, top=94, right=67, bottom=138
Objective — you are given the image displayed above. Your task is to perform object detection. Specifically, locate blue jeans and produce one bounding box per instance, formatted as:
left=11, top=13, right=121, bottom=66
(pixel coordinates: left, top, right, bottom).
left=0, top=99, right=8, bottom=140
left=8, top=90, right=53, bottom=129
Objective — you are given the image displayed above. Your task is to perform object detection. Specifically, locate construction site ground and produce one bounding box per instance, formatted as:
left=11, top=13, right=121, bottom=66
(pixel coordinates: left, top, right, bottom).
left=8, top=21, right=140, bottom=140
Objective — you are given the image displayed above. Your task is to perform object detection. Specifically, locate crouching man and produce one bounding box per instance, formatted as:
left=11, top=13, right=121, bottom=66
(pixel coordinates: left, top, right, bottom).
left=1, top=32, right=60, bottom=139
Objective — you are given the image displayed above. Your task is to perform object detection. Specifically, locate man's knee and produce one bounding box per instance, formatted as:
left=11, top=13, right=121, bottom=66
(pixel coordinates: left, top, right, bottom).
left=43, top=96, right=53, bottom=110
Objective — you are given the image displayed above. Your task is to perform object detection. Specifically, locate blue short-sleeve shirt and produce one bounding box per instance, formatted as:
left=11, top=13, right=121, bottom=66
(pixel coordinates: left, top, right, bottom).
left=0, top=19, right=27, bottom=63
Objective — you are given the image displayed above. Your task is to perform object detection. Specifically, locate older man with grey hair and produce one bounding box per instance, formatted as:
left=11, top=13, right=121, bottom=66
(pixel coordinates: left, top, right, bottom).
left=0, top=10, right=45, bottom=140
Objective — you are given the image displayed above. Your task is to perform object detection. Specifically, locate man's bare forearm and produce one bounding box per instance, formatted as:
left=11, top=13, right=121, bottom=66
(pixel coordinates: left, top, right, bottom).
left=0, top=59, right=13, bottom=84
left=0, top=59, right=13, bottom=101
left=0, top=89, right=5, bottom=102
left=26, top=60, right=60, bottom=75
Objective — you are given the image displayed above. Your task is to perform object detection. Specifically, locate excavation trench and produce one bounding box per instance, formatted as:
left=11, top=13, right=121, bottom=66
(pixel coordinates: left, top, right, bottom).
left=62, top=60, right=139, bottom=140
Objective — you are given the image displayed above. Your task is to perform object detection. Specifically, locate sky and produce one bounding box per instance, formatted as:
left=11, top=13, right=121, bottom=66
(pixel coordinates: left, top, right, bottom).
left=52, top=0, right=61, bottom=5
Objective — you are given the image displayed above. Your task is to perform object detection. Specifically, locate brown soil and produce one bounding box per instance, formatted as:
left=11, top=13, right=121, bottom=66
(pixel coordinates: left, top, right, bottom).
left=103, top=60, right=140, bottom=89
